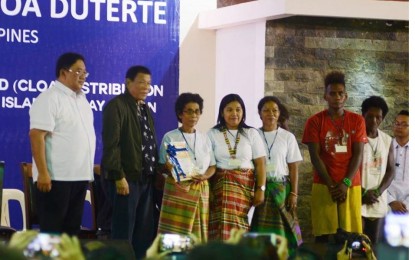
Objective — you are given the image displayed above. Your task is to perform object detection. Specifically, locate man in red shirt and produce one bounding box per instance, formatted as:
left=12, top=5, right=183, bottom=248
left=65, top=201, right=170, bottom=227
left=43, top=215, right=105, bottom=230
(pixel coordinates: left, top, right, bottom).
left=302, top=71, right=367, bottom=242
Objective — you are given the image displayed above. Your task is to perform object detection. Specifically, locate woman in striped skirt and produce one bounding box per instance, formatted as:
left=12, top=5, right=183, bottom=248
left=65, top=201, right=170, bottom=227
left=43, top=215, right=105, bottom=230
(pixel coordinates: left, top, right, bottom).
left=251, top=96, right=303, bottom=255
left=157, top=93, right=216, bottom=243
left=207, top=93, right=266, bottom=241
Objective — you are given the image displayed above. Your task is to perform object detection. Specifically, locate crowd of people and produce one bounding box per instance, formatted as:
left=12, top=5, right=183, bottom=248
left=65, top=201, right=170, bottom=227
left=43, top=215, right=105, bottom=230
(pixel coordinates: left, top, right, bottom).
left=18, top=52, right=408, bottom=259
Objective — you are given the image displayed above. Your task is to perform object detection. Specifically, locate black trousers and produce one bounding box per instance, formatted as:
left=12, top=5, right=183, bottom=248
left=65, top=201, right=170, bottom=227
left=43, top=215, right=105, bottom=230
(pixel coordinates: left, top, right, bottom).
left=35, top=180, right=88, bottom=236
left=362, top=216, right=384, bottom=243
left=106, top=177, right=156, bottom=260
left=93, top=172, right=112, bottom=237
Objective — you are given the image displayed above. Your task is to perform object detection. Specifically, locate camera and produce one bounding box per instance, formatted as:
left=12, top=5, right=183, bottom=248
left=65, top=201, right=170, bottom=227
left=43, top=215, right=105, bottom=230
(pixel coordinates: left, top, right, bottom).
left=159, top=234, right=194, bottom=253
left=23, top=233, right=61, bottom=258
left=335, top=228, right=371, bottom=256
left=349, top=238, right=364, bottom=252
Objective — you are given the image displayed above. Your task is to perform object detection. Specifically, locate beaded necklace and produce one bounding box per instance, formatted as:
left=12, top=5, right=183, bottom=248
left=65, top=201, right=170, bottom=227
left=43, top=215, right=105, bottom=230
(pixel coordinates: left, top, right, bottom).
left=222, top=128, right=241, bottom=159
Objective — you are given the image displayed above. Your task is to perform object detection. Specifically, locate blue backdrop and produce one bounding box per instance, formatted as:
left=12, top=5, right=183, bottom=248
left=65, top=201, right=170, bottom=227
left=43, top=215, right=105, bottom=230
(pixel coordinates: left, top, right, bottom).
left=0, top=0, right=179, bottom=229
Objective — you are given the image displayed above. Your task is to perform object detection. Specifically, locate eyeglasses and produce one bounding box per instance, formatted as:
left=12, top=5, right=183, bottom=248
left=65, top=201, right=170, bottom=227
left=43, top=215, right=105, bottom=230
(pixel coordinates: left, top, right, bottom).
left=183, top=109, right=201, bottom=116
left=67, top=68, right=89, bottom=78
left=394, top=122, right=409, bottom=128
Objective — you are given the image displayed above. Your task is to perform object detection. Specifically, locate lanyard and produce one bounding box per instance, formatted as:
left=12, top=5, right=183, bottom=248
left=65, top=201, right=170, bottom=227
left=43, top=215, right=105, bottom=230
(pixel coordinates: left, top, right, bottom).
left=179, top=128, right=196, bottom=161
left=222, top=128, right=240, bottom=159
left=367, top=137, right=379, bottom=162
left=261, top=128, right=278, bottom=160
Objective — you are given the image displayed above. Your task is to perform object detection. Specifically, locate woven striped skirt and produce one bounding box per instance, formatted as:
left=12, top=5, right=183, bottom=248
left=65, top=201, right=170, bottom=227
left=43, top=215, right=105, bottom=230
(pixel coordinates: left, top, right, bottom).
left=158, top=176, right=209, bottom=243
left=208, top=168, right=254, bottom=241
left=251, top=181, right=302, bottom=255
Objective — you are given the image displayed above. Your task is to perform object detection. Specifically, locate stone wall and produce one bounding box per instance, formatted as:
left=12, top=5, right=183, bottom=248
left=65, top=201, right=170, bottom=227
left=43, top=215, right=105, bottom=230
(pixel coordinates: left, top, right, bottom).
left=265, top=16, right=409, bottom=242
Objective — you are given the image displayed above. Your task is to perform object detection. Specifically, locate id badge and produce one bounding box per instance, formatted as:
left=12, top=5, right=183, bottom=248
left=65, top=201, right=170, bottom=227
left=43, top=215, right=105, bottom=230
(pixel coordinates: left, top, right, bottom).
left=228, top=158, right=242, bottom=168
left=372, top=154, right=381, bottom=163
left=369, top=168, right=381, bottom=175
left=335, top=144, right=347, bottom=153
left=266, top=162, right=276, bottom=173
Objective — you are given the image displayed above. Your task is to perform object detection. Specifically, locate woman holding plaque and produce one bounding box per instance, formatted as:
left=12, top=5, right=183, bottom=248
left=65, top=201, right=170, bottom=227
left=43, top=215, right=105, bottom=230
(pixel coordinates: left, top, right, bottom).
left=208, top=93, right=266, bottom=241
left=251, top=96, right=303, bottom=254
left=157, top=93, right=216, bottom=243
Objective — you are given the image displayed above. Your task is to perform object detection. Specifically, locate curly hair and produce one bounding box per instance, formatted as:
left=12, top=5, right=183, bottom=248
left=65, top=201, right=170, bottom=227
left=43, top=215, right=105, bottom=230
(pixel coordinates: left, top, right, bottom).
left=361, top=96, right=389, bottom=119
left=175, top=93, right=204, bottom=122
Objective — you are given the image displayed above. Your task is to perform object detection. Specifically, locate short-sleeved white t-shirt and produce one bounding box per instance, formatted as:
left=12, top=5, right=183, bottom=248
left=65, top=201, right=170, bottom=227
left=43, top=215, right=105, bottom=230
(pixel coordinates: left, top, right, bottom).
left=159, top=128, right=216, bottom=174
left=257, top=127, right=303, bottom=179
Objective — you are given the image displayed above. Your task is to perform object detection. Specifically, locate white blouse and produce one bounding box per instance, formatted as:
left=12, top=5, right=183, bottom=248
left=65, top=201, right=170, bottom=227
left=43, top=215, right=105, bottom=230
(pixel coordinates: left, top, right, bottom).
left=207, top=127, right=266, bottom=170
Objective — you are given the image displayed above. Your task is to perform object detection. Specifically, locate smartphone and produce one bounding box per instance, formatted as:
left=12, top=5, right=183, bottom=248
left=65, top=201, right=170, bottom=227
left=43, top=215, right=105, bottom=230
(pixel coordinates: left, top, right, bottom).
left=23, top=233, right=61, bottom=258
left=159, top=234, right=194, bottom=253
left=384, top=212, right=409, bottom=247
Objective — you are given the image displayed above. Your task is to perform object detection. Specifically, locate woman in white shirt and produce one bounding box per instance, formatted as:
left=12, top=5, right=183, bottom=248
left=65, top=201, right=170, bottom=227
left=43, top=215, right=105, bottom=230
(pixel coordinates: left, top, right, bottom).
left=251, top=96, right=303, bottom=254
left=208, top=93, right=266, bottom=241
left=158, top=93, right=216, bottom=243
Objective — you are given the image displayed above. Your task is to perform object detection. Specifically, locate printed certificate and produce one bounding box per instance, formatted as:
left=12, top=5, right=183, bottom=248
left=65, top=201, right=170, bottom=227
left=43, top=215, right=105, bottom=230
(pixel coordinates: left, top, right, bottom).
left=166, top=142, right=198, bottom=182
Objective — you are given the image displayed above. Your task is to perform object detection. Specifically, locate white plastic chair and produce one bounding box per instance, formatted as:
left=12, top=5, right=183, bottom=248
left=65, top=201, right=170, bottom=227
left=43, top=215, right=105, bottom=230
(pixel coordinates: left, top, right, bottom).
left=1, top=188, right=26, bottom=230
